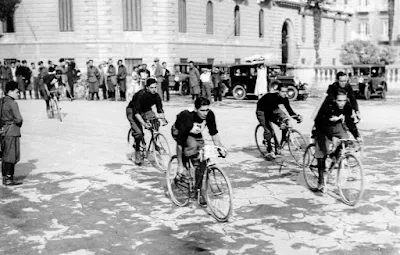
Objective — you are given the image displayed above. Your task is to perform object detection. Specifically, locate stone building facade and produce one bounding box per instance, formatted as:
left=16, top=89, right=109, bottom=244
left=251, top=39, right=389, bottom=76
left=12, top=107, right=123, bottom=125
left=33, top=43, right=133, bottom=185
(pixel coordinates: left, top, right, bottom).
left=0, top=0, right=353, bottom=72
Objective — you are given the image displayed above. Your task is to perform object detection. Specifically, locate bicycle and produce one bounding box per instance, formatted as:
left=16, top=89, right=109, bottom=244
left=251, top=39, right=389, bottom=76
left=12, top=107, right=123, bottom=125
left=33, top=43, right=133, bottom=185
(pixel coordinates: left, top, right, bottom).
left=166, top=144, right=233, bottom=222
left=48, top=90, right=63, bottom=122
left=255, top=118, right=307, bottom=166
left=302, top=138, right=364, bottom=206
left=127, top=117, right=171, bottom=171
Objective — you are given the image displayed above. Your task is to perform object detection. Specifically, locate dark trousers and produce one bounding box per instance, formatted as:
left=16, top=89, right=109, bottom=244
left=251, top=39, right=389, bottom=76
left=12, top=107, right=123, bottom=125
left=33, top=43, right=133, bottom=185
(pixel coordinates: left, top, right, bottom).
left=184, top=136, right=206, bottom=191
left=162, top=82, right=169, bottom=101
left=214, top=84, right=222, bottom=101
left=108, top=90, right=115, bottom=100
left=2, top=162, right=15, bottom=177
left=100, top=85, right=107, bottom=99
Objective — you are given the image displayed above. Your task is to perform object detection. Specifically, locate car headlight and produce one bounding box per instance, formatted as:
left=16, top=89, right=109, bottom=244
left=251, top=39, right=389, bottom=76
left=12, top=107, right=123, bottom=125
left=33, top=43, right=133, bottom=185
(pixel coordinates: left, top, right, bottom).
left=293, top=77, right=300, bottom=85
left=358, top=77, right=364, bottom=83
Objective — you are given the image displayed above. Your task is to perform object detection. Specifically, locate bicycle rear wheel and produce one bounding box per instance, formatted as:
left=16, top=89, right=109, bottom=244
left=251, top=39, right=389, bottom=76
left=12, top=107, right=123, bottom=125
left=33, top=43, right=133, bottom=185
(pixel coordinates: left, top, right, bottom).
left=54, top=99, right=62, bottom=122
left=205, top=166, right=233, bottom=222
left=255, top=124, right=268, bottom=157
left=166, top=156, right=190, bottom=207
left=152, top=133, right=171, bottom=172
left=337, top=153, right=364, bottom=206
left=288, top=129, right=308, bottom=167
left=303, top=144, right=319, bottom=191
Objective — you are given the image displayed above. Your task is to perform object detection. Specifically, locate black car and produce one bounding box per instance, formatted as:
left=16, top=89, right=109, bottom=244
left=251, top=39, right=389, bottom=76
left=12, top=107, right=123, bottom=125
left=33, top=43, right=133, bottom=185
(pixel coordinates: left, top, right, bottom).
left=227, top=63, right=309, bottom=100
left=348, top=64, right=387, bottom=99
left=172, top=63, right=212, bottom=95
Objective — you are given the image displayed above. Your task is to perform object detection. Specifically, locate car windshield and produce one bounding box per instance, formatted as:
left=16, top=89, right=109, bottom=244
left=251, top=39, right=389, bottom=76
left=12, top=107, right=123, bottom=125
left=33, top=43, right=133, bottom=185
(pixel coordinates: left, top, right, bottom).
left=233, top=67, right=249, bottom=76
left=353, top=67, right=370, bottom=76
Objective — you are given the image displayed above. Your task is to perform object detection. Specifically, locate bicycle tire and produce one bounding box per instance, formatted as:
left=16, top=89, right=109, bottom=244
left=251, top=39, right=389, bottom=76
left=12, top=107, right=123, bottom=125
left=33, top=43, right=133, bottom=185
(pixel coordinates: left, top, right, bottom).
left=152, top=133, right=171, bottom=172
left=48, top=98, right=55, bottom=119
left=303, top=144, right=319, bottom=192
left=205, top=166, right=233, bottom=222
left=337, top=153, right=364, bottom=206
left=288, top=129, right=307, bottom=167
left=166, top=156, right=190, bottom=207
left=255, top=124, right=268, bottom=157
left=54, top=99, right=62, bottom=122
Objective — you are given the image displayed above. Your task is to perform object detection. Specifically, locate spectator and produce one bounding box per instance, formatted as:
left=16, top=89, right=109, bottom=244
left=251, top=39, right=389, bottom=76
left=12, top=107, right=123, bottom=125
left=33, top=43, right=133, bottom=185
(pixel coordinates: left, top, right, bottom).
left=1, top=81, right=23, bottom=186
left=254, top=64, right=268, bottom=99
left=15, top=60, right=25, bottom=99
left=0, top=61, right=13, bottom=95
left=117, top=59, right=127, bottom=101
left=138, top=64, right=150, bottom=88
left=48, top=60, right=57, bottom=74
left=200, top=68, right=212, bottom=102
left=57, top=58, right=73, bottom=100
left=20, top=60, right=32, bottom=99
left=66, top=61, right=79, bottom=100
left=86, top=60, right=101, bottom=100
left=212, top=66, right=222, bottom=102
left=106, top=58, right=117, bottom=101
left=98, top=62, right=108, bottom=100
left=154, top=58, right=163, bottom=98
left=131, top=65, right=141, bottom=94
left=30, top=62, right=40, bottom=99
left=10, top=61, right=17, bottom=82
left=188, top=61, right=201, bottom=100
left=161, top=62, right=170, bottom=101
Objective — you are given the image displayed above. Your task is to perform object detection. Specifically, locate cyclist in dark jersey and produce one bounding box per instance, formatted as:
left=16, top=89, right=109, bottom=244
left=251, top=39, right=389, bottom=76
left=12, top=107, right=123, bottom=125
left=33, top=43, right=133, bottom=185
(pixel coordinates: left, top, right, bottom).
left=40, top=70, right=62, bottom=116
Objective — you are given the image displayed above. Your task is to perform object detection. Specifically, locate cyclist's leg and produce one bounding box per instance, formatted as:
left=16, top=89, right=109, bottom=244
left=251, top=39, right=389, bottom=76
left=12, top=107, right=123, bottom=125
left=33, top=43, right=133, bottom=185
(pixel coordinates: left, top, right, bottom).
left=315, top=134, right=330, bottom=190
left=184, top=136, right=206, bottom=192
left=130, top=119, right=144, bottom=164
left=271, top=108, right=289, bottom=145
left=256, top=111, right=274, bottom=153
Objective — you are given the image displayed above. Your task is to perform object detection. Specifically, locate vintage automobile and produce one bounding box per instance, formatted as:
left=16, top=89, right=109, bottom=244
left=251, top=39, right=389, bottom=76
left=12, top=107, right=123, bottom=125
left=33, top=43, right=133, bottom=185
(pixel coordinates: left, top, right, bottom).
left=228, top=63, right=309, bottom=101
left=171, top=63, right=212, bottom=95
left=348, top=64, right=388, bottom=100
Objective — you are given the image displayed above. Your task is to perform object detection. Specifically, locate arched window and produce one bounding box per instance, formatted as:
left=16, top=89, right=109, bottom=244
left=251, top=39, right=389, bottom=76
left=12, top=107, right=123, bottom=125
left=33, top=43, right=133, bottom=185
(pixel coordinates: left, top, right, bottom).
left=332, top=19, right=336, bottom=43
left=234, top=5, right=240, bottom=36
left=122, top=0, right=142, bottom=31
left=179, top=0, right=187, bottom=33
left=259, top=9, right=264, bottom=38
left=206, top=1, right=214, bottom=34
left=344, top=21, right=348, bottom=42
left=59, top=0, right=74, bottom=31
left=301, top=15, right=306, bottom=43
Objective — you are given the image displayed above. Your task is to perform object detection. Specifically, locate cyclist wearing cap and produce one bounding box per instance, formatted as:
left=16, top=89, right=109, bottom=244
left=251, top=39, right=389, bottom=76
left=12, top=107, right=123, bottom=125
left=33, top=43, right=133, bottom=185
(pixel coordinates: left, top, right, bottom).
left=256, top=82, right=302, bottom=159
left=126, top=78, right=167, bottom=165
left=40, top=70, right=62, bottom=116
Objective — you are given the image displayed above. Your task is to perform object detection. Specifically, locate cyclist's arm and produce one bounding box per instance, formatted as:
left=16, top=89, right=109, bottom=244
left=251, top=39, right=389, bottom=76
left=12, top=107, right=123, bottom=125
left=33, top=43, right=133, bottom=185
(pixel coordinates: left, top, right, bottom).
left=282, top=98, right=296, bottom=116
left=211, top=133, right=223, bottom=148
left=176, top=143, right=184, bottom=168
left=44, top=83, right=50, bottom=96
left=344, top=105, right=360, bottom=139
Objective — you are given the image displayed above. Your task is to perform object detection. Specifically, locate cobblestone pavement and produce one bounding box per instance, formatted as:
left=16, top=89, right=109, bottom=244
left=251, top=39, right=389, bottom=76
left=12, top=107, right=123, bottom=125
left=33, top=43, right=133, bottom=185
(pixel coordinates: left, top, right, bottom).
left=1, top=94, right=399, bottom=255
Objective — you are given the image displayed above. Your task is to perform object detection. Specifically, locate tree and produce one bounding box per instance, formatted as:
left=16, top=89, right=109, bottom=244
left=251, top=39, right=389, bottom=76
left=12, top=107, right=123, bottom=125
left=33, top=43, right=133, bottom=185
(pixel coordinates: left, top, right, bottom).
left=305, top=0, right=331, bottom=65
left=0, top=0, right=21, bottom=21
left=388, top=0, right=395, bottom=45
left=340, top=40, right=397, bottom=65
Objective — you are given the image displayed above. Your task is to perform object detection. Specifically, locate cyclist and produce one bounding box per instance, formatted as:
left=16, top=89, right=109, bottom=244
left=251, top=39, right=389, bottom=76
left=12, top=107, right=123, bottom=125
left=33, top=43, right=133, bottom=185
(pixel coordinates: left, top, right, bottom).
left=126, top=78, right=167, bottom=165
left=256, top=82, right=302, bottom=159
left=314, top=89, right=362, bottom=192
left=171, top=97, right=227, bottom=206
left=326, top=71, right=360, bottom=120
left=40, top=69, right=62, bottom=117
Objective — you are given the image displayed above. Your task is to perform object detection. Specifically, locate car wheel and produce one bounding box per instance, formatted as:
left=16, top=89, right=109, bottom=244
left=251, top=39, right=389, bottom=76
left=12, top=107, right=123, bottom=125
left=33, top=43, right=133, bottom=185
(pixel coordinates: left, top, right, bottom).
left=364, top=85, right=371, bottom=100
left=380, top=89, right=386, bottom=99
left=232, top=84, right=246, bottom=100
left=287, top=85, right=299, bottom=101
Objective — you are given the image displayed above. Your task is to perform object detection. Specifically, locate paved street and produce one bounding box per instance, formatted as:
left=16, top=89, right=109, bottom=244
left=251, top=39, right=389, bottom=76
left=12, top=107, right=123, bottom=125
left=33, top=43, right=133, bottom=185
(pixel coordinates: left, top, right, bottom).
left=1, top=93, right=400, bottom=255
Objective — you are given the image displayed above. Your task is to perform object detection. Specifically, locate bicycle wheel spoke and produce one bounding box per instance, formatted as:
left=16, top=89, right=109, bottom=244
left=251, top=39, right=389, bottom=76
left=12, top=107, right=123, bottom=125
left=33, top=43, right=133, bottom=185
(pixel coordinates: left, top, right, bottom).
left=255, top=124, right=268, bottom=157
left=303, top=144, right=319, bottom=191
left=337, top=154, right=364, bottom=206
left=166, top=156, right=190, bottom=207
left=288, top=130, right=307, bottom=167
left=152, top=134, right=171, bottom=171
left=206, top=167, right=233, bottom=222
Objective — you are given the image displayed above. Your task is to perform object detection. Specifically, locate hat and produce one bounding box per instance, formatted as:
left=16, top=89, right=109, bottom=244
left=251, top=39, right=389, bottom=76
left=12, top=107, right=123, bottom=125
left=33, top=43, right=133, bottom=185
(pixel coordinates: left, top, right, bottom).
left=154, top=58, right=160, bottom=62
left=201, top=68, right=211, bottom=72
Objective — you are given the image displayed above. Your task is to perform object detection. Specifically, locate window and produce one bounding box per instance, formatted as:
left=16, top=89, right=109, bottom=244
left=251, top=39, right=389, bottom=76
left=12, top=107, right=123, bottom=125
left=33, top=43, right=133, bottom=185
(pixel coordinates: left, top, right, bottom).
left=259, top=9, right=264, bottom=38
left=359, top=21, right=369, bottom=36
left=59, top=0, right=73, bottom=31
left=178, top=0, right=187, bottom=33
left=301, top=15, right=306, bottom=43
left=2, top=14, right=15, bottom=33
left=123, top=0, right=142, bottom=31
left=332, top=20, right=336, bottom=43
left=125, top=58, right=143, bottom=73
left=234, top=58, right=241, bottom=64
left=180, top=58, right=188, bottom=63
left=206, top=1, right=213, bottom=34
left=382, top=20, right=388, bottom=36
left=234, top=5, right=240, bottom=36
left=344, top=21, right=348, bottom=42
left=301, top=58, right=306, bottom=65
left=207, top=58, right=214, bottom=64
left=360, top=0, right=369, bottom=7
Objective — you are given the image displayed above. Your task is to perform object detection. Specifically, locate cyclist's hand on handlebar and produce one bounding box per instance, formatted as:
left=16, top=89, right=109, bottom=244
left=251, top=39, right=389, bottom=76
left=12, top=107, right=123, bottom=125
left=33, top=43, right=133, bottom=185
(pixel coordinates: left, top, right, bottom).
left=356, top=137, right=363, bottom=145
left=161, top=118, right=168, bottom=126
left=142, top=121, right=151, bottom=129
left=293, top=114, right=302, bottom=123
left=217, top=147, right=228, bottom=158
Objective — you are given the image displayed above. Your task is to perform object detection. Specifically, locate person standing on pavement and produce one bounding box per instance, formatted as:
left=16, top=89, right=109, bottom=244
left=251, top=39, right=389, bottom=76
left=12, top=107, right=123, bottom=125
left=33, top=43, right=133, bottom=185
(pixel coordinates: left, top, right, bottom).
left=98, top=62, right=108, bottom=100
left=188, top=61, right=201, bottom=100
left=30, top=62, right=40, bottom=99
left=106, top=58, right=117, bottom=101
left=0, top=61, right=13, bottom=96
left=131, top=65, right=141, bottom=94
left=154, top=58, right=164, bottom=99
left=212, top=66, right=222, bottom=102
left=16, top=60, right=26, bottom=99
left=200, top=68, right=212, bottom=102
left=254, top=64, right=268, bottom=99
left=138, top=64, right=150, bottom=88
left=161, top=62, right=170, bottom=101
left=117, top=59, right=127, bottom=101
left=1, top=81, right=23, bottom=186
left=10, top=61, right=17, bottom=82
left=87, top=60, right=101, bottom=100
left=20, top=60, right=32, bottom=99
left=57, top=58, right=73, bottom=100
left=66, top=61, right=79, bottom=100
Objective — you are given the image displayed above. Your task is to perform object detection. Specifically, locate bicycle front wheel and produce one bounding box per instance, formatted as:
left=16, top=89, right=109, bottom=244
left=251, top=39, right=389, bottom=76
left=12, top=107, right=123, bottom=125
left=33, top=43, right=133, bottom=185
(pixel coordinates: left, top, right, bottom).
left=303, top=144, right=319, bottom=191
left=337, top=153, right=364, bottom=206
left=166, top=156, right=190, bottom=207
left=205, top=166, right=233, bottom=222
left=152, top=133, right=171, bottom=172
left=48, top=99, right=55, bottom=119
left=288, top=129, right=308, bottom=167
left=255, top=124, right=267, bottom=157
left=54, top=99, right=62, bottom=122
